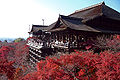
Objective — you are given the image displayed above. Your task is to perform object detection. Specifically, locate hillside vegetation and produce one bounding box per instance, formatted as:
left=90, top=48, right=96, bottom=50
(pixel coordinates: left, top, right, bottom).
left=0, top=35, right=120, bottom=80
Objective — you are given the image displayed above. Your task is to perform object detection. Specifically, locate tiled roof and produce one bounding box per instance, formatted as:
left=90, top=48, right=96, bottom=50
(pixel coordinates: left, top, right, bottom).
left=49, top=2, right=120, bottom=34
left=30, top=25, right=49, bottom=32
left=69, top=2, right=120, bottom=21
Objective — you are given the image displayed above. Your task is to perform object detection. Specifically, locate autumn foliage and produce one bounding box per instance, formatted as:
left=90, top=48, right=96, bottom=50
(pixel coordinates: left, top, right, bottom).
left=22, top=50, right=120, bottom=80
left=0, top=35, right=120, bottom=80
left=0, top=41, right=30, bottom=80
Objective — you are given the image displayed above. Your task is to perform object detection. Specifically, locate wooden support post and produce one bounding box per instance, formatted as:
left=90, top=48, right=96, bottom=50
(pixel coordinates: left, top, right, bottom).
left=77, top=35, right=79, bottom=49
left=68, top=34, right=71, bottom=54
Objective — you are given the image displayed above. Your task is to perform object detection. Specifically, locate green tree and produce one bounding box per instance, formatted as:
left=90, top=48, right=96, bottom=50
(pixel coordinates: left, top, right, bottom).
left=14, top=38, right=25, bottom=43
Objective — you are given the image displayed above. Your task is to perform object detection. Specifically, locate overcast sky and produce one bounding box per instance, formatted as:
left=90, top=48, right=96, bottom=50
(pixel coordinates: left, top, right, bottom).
left=0, top=0, right=120, bottom=38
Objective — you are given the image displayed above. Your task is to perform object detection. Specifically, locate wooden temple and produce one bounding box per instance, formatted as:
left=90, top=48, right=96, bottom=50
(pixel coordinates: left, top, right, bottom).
left=27, top=2, right=120, bottom=63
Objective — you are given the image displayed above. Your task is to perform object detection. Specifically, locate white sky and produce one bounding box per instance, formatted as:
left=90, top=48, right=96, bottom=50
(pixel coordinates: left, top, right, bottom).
left=0, top=0, right=120, bottom=38
left=0, top=0, right=58, bottom=38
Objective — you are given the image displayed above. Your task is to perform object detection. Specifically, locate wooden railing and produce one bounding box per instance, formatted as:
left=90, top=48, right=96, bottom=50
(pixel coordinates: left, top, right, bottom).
left=27, top=39, right=78, bottom=64
left=27, top=39, right=43, bottom=49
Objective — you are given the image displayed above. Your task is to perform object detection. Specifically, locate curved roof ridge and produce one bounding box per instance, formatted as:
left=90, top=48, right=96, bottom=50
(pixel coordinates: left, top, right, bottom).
left=32, top=24, right=48, bottom=27
left=69, top=2, right=105, bottom=16
left=60, top=15, right=83, bottom=20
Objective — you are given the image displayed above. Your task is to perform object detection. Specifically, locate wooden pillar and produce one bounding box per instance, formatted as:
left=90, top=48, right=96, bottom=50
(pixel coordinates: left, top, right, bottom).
left=68, top=33, right=71, bottom=54
left=77, top=34, right=79, bottom=48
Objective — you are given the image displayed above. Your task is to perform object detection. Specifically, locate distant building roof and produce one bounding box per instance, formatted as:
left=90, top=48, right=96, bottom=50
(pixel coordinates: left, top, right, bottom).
left=31, top=25, right=48, bottom=32
left=29, top=25, right=53, bottom=34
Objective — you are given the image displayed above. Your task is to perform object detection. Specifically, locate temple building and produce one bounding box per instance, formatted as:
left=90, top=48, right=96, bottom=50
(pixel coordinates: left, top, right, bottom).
left=27, top=2, right=120, bottom=63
